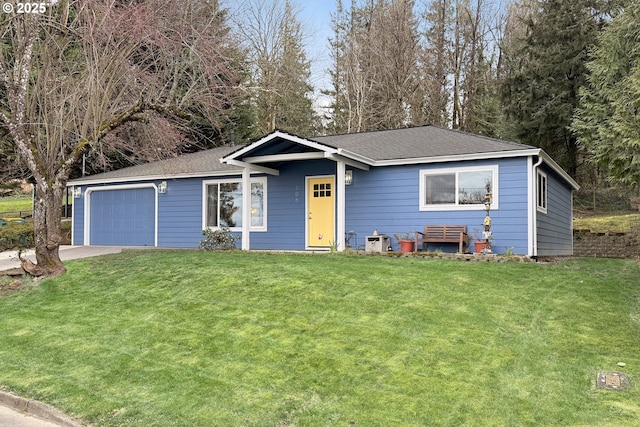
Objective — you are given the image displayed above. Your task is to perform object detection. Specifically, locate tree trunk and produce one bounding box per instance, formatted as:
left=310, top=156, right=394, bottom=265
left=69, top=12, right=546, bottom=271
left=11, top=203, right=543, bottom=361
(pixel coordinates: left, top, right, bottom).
left=22, top=182, right=66, bottom=277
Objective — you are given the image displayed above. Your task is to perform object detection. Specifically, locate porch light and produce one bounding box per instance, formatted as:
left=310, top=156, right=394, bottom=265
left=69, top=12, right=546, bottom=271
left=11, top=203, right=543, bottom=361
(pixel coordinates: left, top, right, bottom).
left=345, top=170, right=353, bottom=185
left=73, top=187, right=82, bottom=198
left=158, top=181, right=167, bottom=194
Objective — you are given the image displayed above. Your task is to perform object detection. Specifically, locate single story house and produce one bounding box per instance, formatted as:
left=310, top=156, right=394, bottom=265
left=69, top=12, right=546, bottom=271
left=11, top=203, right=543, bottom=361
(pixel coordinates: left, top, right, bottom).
left=68, top=126, right=579, bottom=256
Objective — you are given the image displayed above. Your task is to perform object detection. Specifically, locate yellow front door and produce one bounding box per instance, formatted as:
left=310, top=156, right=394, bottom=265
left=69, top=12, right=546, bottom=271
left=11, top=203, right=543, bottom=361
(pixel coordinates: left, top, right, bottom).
left=307, top=176, right=335, bottom=248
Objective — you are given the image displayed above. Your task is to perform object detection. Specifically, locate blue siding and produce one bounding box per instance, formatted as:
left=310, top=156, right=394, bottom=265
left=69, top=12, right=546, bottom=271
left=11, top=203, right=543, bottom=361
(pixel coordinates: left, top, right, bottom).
left=72, top=190, right=85, bottom=245
left=72, top=157, right=536, bottom=254
left=157, top=178, right=214, bottom=248
left=537, top=166, right=573, bottom=256
left=251, top=160, right=332, bottom=250
left=344, top=158, right=529, bottom=254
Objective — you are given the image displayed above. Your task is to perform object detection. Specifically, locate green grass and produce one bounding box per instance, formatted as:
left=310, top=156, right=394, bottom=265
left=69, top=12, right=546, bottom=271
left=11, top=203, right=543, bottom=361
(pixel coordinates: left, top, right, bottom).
left=0, top=194, right=32, bottom=216
left=0, top=251, right=639, bottom=426
left=574, top=213, right=640, bottom=233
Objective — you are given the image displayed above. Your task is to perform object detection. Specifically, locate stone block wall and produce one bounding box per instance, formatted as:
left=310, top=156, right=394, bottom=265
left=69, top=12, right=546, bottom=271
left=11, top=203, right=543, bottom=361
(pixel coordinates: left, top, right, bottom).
left=573, top=229, right=640, bottom=259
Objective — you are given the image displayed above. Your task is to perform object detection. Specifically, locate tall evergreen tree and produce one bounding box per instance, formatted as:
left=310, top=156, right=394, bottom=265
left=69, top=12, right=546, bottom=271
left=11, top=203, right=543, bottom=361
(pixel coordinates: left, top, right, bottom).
left=326, top=0, right=350, bottom=133
left=467, top=52, right=502, bottom=137
left=272, top=0, right=319, bottom=136
left=235, top=0, right=318, bottom=137
left=573, top=1, right=640, bottom=188
left=499, top=0, right=603, bottom=177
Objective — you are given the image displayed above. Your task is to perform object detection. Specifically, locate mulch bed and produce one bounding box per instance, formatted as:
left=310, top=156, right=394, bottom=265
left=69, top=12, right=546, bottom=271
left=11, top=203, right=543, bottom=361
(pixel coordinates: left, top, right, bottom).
left=0, top=268, right=27, bottom=296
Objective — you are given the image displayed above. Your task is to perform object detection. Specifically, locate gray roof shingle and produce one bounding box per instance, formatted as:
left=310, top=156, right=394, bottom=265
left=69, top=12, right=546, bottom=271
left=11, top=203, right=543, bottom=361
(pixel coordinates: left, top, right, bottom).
left=71, top=126, right=536, bottom=184
left=312, top=126, right=534, bottom=161
left=71, top=145, right=241, bottom=184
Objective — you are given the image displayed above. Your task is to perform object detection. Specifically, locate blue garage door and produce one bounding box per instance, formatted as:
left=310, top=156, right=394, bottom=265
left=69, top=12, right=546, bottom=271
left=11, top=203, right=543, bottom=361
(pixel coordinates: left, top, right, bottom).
left=90, top=188, right=155, bottom=246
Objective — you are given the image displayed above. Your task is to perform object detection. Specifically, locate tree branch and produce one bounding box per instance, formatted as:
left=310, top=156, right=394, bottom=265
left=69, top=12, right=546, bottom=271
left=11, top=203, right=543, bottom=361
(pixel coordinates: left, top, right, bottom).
left=60, top=99, right=148, bottom=175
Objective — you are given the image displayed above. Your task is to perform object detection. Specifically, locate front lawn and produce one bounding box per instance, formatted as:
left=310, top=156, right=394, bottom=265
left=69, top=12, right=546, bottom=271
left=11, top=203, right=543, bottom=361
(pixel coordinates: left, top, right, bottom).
left=1, top=251, right=639, bottom=426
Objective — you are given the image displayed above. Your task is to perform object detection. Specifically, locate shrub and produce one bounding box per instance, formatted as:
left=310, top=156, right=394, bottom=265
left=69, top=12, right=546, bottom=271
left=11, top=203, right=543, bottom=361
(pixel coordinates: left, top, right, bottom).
left=0, top=221, right=71, bottom=251
left=199, top=227, right=239, bottom=251
left=0, top=222, right=34, bottom=251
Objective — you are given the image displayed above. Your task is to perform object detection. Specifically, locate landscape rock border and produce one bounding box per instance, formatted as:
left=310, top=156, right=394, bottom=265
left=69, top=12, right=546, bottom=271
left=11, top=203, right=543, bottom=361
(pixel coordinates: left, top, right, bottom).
left=371, top=251, right=535, bottom=262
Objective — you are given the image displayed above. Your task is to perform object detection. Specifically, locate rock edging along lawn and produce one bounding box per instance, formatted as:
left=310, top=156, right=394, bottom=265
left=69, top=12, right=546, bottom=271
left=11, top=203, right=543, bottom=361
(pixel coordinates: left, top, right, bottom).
left=362, top=251, right=534, bottom=262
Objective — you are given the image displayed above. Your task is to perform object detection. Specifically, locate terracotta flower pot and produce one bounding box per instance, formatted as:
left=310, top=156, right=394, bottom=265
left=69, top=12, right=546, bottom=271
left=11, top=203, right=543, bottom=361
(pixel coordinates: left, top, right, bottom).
left=474, top=241, right=488, bottom=254
left=399, top=240, right=414, bottom=253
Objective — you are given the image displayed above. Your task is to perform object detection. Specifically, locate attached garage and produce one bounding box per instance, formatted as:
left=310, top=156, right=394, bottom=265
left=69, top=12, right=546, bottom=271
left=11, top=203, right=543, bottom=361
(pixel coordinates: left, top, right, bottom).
left=86, top=186, right=156, bottom=246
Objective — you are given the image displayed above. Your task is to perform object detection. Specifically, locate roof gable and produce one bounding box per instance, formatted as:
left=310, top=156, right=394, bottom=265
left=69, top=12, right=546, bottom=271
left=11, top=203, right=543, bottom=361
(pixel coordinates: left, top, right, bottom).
left=220, top=126, right=538, bottom=169
left=224, top=130, right=338, bottom=159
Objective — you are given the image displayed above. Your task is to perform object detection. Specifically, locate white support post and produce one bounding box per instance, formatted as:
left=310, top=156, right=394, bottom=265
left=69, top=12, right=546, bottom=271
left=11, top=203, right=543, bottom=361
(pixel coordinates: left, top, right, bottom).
left=242, top=167, right=251, bottom=250
left=337, top=161, right=346, bottom=252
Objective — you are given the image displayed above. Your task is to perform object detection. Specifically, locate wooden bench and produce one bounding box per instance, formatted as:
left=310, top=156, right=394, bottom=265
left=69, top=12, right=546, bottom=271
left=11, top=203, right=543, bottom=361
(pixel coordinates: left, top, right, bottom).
left=415, top=225, right=469, bottom=253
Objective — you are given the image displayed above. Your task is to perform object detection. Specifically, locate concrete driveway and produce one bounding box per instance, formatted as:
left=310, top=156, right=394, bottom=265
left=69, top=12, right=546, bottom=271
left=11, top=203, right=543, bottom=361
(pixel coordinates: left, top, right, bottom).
left=0, top=245, right=143, bottom=272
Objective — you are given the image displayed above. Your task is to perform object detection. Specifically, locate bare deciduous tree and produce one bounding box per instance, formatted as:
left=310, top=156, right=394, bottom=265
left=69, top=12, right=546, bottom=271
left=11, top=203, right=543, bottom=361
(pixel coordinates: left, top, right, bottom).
left=329, top=0, right=421, bottom=133
left=0, top=0, right=243, bottom=276
left=232, top=0, right=318, bottom=136
left=422, top=0, right=496, bottom=131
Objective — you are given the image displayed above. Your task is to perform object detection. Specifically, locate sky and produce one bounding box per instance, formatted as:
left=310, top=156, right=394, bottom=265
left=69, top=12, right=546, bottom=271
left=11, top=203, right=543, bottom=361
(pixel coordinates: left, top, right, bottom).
left=298, top=0, right=341, bottom=107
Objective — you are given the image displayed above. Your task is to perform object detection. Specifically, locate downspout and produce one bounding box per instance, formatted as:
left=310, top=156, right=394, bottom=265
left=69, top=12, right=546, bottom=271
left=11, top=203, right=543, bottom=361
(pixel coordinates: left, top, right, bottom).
left=336, top=161, right=346, bottom=252
left=531, top=155, right=544, bottom=258
left=241, top=166, right=251, bottom=250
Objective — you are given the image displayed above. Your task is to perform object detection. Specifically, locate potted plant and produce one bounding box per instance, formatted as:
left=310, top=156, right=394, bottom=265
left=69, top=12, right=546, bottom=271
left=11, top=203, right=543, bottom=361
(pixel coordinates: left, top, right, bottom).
left=471, top=228, right=493, bottom=254
left=394, top=231, right=415, bottom=253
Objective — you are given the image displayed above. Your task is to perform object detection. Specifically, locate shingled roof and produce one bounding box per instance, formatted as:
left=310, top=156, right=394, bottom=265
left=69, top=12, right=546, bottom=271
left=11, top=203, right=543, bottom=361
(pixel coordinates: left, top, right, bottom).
left=71, top=126, right=539, bottom=184
left=71, top=145, right=241, bottom=184
left=312, top=126, right=534, bottom=162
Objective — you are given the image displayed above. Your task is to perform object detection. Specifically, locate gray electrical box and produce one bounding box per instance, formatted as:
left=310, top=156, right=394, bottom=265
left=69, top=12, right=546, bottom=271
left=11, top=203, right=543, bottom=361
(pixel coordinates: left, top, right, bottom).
left=365, top=235, right=390, bottom=252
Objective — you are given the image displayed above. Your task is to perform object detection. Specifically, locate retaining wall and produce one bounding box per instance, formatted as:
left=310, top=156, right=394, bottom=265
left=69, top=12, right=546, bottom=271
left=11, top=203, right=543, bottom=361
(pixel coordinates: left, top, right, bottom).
left=573, top=229, right=640, bottom=259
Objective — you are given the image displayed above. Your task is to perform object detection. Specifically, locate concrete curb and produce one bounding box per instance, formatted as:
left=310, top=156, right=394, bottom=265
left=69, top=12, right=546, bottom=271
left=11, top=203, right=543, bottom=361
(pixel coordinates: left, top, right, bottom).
left=0, top=390, right=87, bottom=426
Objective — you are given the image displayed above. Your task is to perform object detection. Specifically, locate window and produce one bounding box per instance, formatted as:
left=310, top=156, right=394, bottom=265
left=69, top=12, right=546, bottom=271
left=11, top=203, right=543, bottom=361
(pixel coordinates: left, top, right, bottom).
left=313, top=182, right=331, bottom=198
left=420, top=166, right=498, bottom=211
left=203, top=177, right=266, bottom=231
left=537, top=170, right=547, bottom=213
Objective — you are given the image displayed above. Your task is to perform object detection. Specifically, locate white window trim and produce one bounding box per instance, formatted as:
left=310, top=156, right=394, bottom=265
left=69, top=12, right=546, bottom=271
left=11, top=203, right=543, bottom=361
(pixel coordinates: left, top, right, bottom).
left=419, top=165, right=499, bottom=211
left=202, top=177, right=267, bottom=232
left=537, top=170, right=548, bottom=214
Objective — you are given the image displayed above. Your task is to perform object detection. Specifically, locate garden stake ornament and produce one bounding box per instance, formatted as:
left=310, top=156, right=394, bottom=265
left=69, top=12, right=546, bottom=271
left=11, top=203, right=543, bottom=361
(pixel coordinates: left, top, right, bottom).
left=482, top=182, right=492, bottom=253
